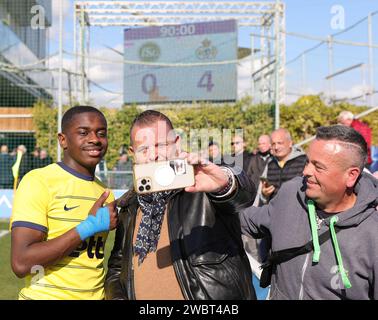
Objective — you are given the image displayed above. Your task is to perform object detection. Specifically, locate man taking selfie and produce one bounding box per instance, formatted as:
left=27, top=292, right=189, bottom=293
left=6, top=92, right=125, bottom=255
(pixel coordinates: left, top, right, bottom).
left=105, top=110, right=257, bottom=300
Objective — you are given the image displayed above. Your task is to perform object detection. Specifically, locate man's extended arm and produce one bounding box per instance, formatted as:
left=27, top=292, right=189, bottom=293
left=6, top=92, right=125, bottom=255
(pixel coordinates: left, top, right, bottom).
left=183, top=151, right=272, bottom=237
left=208, top=166, right=257, bottom=215
left=239, top=204, right=271, bottom=239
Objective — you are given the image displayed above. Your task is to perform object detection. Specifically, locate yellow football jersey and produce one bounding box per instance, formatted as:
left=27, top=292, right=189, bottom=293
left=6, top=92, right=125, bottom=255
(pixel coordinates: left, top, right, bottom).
left=11, top=162, right=115, bottom=300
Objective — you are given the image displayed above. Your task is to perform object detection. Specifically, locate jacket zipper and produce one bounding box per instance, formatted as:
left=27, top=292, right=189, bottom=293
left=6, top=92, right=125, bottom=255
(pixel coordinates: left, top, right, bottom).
left=127, top=206, right=136, bottom=300
left=166, top=197, right=191, bottom=300
left=298, top=253, right=310, bottom=300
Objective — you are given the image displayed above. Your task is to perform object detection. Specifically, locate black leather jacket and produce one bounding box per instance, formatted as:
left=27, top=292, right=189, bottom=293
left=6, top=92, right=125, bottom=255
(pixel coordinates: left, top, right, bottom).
left=105, top=168, right=257, bottom=300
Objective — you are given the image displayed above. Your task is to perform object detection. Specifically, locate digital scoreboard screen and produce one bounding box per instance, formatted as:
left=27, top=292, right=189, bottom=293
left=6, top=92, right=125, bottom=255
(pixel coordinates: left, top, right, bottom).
left=124, top=20, right=237, bottom=104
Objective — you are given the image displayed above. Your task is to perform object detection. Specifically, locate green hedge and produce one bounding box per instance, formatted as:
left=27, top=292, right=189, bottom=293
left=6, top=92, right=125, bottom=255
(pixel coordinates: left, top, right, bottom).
left=32, top=96, right=377, bottom=169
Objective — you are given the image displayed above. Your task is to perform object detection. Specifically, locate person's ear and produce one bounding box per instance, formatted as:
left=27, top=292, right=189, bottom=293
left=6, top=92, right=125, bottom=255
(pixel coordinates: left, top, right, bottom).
left=128, top=146, right=135, bottom=158
left=58, top=133, right=67, bottom=150
left=346, top=167, right=361, bottom=188
left=174, top=135, right=181, bottom=156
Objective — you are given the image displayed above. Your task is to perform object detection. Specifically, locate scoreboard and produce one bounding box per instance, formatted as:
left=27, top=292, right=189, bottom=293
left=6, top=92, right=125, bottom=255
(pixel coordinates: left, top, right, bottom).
left=124, top=20, right=237, bottom=104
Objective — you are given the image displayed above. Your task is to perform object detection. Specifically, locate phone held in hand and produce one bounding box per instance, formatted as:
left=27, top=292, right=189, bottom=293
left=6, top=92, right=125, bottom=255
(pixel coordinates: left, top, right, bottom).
left=133, top=158, right=195, bottom=194
left=260, top=176, right=271, bottom=187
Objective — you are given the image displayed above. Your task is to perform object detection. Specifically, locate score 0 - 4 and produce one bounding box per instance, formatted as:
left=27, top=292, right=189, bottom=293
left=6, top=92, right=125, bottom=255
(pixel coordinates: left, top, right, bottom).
left=141, top=71, right=215, bottom=96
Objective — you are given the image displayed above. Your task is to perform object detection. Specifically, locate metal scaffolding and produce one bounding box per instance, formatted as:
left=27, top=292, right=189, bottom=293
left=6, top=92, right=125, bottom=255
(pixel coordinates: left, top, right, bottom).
left=285, top=11, right=377, bottom=107
left=73, top=0, right=286, bottom=127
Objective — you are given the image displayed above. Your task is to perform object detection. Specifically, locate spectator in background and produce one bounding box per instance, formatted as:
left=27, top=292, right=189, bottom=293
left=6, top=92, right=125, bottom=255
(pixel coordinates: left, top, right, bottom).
left=224, top=134, right=253, bottom=174
left=95, top=158, right=108, bottom=184
left=247, top=134, right=272, bottom=190
left=10, top=147, right=17, bottom=157
left=243, top=134, right=272, bottom=262
left=34, top=149, right=53, bottom=169
left=261, top=128, right=307, bottom=203
left=31, top=147, right=40, bottom=170
left=0, top=145, right=14, bottom=189
left=337, top=111, right=372, bottom=169
left=118, top=144, right=128, bottom=156
left=207, top=141, right=222, bottom=164
left=113, top=152, right=133, bottom=189
left=17, top=145, right=33, bottom=184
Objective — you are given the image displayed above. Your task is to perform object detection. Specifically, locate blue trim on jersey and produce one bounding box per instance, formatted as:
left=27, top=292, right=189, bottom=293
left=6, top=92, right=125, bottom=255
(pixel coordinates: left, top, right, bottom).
left=12, top=221, right=48, bottom=233
left=57, top=162, right=95, bottom=181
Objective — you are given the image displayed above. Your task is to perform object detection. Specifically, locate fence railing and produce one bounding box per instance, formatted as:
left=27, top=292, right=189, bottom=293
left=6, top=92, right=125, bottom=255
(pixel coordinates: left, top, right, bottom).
left=95, top=170, right=134, bottom=190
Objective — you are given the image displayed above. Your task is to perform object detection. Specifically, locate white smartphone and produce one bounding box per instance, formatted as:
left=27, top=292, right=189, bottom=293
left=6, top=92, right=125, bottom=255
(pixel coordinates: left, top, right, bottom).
left=133, top=158, right=195, bottom=194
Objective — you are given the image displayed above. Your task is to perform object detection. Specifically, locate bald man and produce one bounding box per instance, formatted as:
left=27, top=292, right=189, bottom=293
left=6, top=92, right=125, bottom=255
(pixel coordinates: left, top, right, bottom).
left=261, top=128, right=307, bottom=203
left=247, top=134, right=272, bottom=189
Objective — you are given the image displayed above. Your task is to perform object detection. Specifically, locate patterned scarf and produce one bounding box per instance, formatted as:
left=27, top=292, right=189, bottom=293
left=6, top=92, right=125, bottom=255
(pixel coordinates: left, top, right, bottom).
left=134, top=190, right=173, bottom=265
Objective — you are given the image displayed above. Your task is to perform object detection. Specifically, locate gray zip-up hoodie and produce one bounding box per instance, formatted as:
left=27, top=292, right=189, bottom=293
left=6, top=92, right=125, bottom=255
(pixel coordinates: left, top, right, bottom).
left=240, top=172, right=378, bottom=300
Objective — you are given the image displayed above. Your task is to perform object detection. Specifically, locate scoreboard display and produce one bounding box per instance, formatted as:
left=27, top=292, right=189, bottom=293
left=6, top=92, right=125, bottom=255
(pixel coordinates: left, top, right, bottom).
left=124, top=20, right=237, bottom=104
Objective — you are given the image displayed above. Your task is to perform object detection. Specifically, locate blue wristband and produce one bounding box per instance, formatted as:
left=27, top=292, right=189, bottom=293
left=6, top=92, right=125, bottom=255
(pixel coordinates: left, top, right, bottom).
left=76, top=207, right=110, bottom=240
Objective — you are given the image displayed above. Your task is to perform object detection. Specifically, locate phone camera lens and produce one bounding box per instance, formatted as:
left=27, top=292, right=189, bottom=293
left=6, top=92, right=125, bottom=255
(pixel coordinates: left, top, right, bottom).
left=146, top=185, right=151, bottom=191
left=141, top=179, right=147, bottom=185
left=139, top=186, right=145, bottom=192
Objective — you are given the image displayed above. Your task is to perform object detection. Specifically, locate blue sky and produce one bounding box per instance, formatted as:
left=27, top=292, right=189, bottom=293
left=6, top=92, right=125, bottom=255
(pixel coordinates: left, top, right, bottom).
left=283, top=0, right=378, bottom=102
left=48, top=0, right=378, bottom=107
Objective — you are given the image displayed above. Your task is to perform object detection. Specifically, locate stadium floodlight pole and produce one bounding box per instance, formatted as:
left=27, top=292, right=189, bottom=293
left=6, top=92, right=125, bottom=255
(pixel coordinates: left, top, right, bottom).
left=57, top=0, right=64, bottom=162
left=250, top=34, right=255, bottom=102
left=274, top=0, right=280, bottom=129
left=328, top=35, right=334, bottom=102
left=362, top=64, right=367, bottom=102
left=301, top=53, right=306, bottom=95
left=81, top=7, right=86, bottom=104
left=368, top=12, right=374, bottom=107
left=73, top=3, right=77, bottom=100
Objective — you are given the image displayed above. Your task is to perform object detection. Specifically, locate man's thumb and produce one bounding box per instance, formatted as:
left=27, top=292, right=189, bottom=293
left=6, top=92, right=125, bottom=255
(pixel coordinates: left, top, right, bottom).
left=90, top=190, right=110, bottom=215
